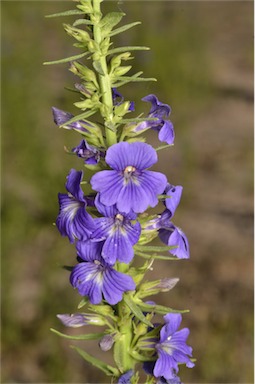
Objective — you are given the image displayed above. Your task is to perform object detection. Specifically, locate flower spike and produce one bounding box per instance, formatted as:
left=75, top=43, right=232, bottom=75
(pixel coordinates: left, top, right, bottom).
left=49, top=1, right=194, bottom=382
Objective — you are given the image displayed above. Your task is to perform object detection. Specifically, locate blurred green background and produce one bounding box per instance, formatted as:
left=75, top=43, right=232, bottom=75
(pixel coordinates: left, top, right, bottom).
left=1, top=1, right=253, bottom=383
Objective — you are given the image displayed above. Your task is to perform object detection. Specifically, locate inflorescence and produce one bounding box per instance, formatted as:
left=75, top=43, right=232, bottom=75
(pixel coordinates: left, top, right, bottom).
left=46, top=1, right=195, bottom=383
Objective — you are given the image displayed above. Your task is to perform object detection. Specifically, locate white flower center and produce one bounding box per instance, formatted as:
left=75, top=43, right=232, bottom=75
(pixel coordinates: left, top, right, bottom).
left=123, top=165, right=139, bottom=186
left=124, top=165, right=136, bottom=175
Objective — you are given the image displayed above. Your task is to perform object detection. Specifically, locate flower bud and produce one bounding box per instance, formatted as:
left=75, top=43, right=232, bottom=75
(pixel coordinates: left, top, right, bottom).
left=99, top=334, right=115, bottom=351
left=57, top=313, right=106, bottom=327
left=87, top=40, right=99, bottom=53
left=136, top=278, right=179, bottom=299
left=63, top=24, right=90, bottom=43
left=77, top=1, right=93, bottom=14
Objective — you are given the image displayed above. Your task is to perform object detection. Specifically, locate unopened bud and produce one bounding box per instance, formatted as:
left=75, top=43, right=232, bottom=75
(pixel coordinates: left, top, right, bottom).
left=137, top=278, right=179, bottom=299
left=99, top=334, right=115, bottom=351
left=57, top=313, right=106, bottom=327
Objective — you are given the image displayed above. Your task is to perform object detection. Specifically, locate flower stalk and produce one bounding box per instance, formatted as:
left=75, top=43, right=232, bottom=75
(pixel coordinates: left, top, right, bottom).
left=92, top=0, right=117, bottom=145
left=46, top=0, right=195, bottom=382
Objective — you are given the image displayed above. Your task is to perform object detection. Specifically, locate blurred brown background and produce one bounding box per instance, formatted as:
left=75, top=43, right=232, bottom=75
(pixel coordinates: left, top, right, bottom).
left=1, top=1, right=253, bottom=383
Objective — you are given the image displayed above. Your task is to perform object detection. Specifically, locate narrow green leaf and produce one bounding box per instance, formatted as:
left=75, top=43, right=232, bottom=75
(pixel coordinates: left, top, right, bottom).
left=107, top=46, right=150, bottom=55
left=73, top=19, right=94, bottom=27
left=50, top=328, right=105, bottom=341
left=138, top=303, right=190, bottom=315
left=115, top=76, right=156, bottom=82
left=43, top=52, right=89, bottom=65
left=135, top=244, right=178, bottom=253
left=71, top=346, right=118, bottom=376
left=45, top=9, right=85, bottom=18
left=59, top=110, right=97, bottom=126
left=123, top=294, right=153, bottom=327
left=109, top=22, right=141, bottom=37
left=113, top=76, right=156, bottom=88
left=120, top=117, right=158, bottom=124
left=134, top=250, right=179, bottom=261
left=156, top=144, right=174, bottom=152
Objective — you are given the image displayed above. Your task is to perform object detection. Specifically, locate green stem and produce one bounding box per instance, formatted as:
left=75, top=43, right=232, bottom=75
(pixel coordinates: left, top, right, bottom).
left=92, top=0, right=117, bottom=147
left=113, top=302, right=136, bottom=372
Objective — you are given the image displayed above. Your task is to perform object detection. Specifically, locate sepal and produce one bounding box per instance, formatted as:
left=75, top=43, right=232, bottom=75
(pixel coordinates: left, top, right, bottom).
left=109, top=22, right=141, bottom=37
left=114, top=101, right=133, bottom=122
left=77, top=1, right=93, bottom=14
left=50, top=328, right=105, bottom=340
left=128, top=259, right=154, bottom=285
left=110, top=52, right=132, bottom=73
left=45, top=9, right=85, bottom=18
left=69, top=61, right=99, bottom=88
left=72, top=18, right=94, bottom=27
left=107, top=46, right=150, bottom=55
left=112, top=65, right=132, bottom=78
left=43, top=51, right=89, bottom=66
left=135, top=301, right=189, bottom=315
left=99, top=12, right=125, bottom=38
left=136, top=278, right=179, bottom=299
left=88, top=303, right=117, bottom=321
left=63, top=23, right=91, bottom=44
left=78, top=297, right=89, bottom=309
left=123, top=293, right=153, bottom=327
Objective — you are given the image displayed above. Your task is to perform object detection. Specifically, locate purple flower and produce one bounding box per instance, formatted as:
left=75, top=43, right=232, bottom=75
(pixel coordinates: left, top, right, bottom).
left=117, top=370, right=134, bottom=384
left=72, top=139, right=103, bottom=165
left=135, top=94, right=175, bottom=145
left=52, top=107, right=88, bottom=132
left=91, top=195, right=141, bottom=265
left=154, top=313, right=194, bottom=380
left=144, top=207, right=189, bottom=259
left=90, top=142, right=167, bottom=214
left=112, top=88, right=135, bottom=111
left=70, top=241, right=135, bottom=305
left=56, top=169, right=95, bottom=243
left=159, top=222, right=189, bottom=259
left=164, top=184, right=183, bottom=218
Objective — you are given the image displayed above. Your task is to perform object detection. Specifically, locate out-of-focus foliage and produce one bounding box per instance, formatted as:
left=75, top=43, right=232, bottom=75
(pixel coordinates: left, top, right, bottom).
left=1, top=1, right=253, bottom=383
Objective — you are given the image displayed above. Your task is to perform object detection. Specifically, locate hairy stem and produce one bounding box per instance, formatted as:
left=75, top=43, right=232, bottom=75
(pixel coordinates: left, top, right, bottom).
left=92, top=0, right=117, bottom=146
left=114, top=301, right=136, bottom=373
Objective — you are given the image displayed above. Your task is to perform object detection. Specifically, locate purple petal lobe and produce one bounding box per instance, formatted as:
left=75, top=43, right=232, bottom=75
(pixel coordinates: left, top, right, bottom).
left=102, top=229, right=134, bottom=265
left=76, top=240, right=103, bottom=262
left=102, top=268, right=135, bottom=305
left=90, top=170, right=124, bottom=206
left=105, top=142, right=158, bottom=171
left=70, top=262, right=104, bottom=304
left=158, top=120, right=175, bottom=145
left=159, top=224, right=189, bottom=259
left=164, top=184, right=183, bottom=218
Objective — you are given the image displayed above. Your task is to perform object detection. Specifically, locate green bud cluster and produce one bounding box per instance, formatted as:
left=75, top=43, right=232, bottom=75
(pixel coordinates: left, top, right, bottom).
left=44, top=0, right=156, bottom=148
